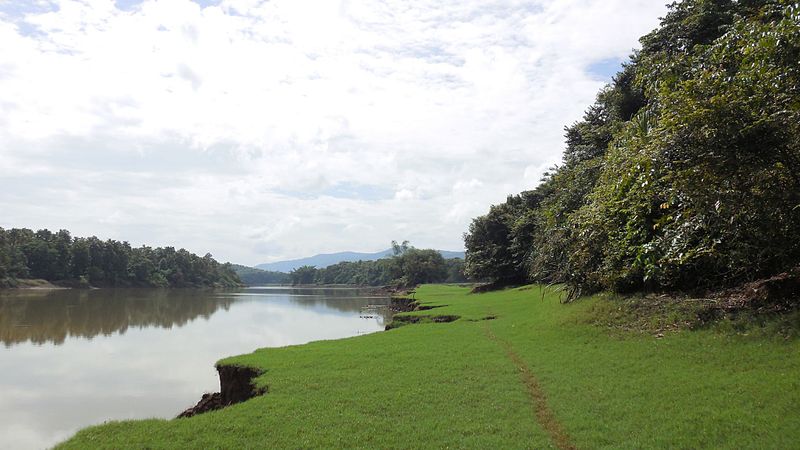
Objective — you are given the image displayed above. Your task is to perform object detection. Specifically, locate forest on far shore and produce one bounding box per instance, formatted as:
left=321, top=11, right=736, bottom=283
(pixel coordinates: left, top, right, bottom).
left=288, top=241, right=468, bottom=287
left=0, top=229, right=468, bottom=290
left=0, top=227, right=241, bottom=288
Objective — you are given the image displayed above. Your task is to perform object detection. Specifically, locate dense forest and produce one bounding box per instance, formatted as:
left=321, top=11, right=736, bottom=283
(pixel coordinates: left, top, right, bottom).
left=465, top=0, right=800, bottom=299
left=0, top=228, right=241, bottom=288
left=288, top=241, right=469, bottom=287
left=230, top=264, right=290, bottom=285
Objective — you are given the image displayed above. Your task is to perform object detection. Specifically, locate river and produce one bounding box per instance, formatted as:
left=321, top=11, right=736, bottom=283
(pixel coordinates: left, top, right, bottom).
left=0, top=286, right=391, bottom=450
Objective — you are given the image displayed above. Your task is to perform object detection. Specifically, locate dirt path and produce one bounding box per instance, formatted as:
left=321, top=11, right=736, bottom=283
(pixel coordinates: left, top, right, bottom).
left=483, top=324, right=576, bottom=450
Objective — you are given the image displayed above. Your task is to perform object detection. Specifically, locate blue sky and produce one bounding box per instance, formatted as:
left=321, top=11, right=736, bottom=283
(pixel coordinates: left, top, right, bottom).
left=587, top=57, right=625, bottom=80
left=0, top=0, right=667, bottom=265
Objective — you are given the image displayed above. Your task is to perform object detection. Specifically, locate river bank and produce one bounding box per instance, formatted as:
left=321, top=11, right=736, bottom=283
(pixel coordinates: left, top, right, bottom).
left=58, top=285, right=800, bottom=449
left=1, top=286, right=390, bottom=450
left=0, top=278, right=70, bottom=289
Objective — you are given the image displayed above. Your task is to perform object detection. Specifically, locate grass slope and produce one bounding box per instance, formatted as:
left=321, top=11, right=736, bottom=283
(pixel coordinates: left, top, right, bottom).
left=59, top=285, right=800, bottom=449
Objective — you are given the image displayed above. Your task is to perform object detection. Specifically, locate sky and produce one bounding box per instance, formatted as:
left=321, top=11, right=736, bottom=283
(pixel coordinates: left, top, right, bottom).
left=0, top=0, right=668, bottom=266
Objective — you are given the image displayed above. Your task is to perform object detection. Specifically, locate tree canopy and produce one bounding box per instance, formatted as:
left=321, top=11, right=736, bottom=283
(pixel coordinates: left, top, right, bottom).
left=288, top=243, right=467, bottom=287
left=0, top=227, right=241, bottom=288
left=230, top=264, right=290, bottom=285
left=464, top=0, right=800, bottom=297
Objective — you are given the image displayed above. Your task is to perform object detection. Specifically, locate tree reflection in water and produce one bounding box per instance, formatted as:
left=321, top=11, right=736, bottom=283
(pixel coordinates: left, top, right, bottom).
left=0, top=289, right=237, bottom=347
left=0, top=287, right=391, bottom=347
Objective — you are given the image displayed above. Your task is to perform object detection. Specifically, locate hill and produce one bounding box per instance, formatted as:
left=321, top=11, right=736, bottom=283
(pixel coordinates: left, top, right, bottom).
left=256, top=249, right=465, bottom=273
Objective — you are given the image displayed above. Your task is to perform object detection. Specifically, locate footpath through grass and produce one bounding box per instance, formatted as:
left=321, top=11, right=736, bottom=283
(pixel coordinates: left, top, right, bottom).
left=59, top=285, right=800, bottom=449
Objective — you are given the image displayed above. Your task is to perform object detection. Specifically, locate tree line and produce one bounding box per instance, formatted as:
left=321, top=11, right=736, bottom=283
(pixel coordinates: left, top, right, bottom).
left=230, top=264, right=290, bottom=285
left=0, top=227, right=241, bottom=288
left=465, top=0, right=800, bottom=299
left=289, top=241, right=468, bottom=287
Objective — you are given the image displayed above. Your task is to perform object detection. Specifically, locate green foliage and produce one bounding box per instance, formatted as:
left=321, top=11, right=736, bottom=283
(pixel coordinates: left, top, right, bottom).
left=465, top=0, right=800, bottom=294
left=574, top=0, right=800, bottom=291
left=391, top=239, right=411, bottom=256
left=563, top=64, right=646, bottom=165
left=0, top=227, right=241, bottom=288
left=464, top=191, right=542, bottom=284
left=288, top=265, right=318, bottom=285
left=444, top=257, right=468, bottom=283
left=528, top=158, right=604, bottom=286
left=288, top=243, right=464, bottom=287
left=230, top=264, right=289, bottom=285
left=396, top=248, right=448, bottom=286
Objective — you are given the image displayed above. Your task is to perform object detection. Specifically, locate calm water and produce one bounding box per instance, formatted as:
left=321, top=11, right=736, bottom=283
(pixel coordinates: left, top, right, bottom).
left=0, top=286, right=391, bottom=450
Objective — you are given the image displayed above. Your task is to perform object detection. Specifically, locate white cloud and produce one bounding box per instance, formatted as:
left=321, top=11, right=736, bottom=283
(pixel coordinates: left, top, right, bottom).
left=0, top=0, right=667, bottom=265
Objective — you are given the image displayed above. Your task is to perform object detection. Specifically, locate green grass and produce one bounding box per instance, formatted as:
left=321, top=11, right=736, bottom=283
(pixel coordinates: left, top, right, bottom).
left=58, top=285, right=800, bottom=449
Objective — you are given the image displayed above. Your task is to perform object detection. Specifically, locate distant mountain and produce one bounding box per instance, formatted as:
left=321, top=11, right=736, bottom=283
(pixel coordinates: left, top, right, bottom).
left=256, top=249, right=466, bottom=273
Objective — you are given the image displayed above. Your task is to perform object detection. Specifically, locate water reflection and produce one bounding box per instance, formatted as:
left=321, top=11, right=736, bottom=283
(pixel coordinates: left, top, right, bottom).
left=0, top=287, right=390, bottom=347
left=0, top=287, right=390, bottom=450
left=0, top=289, right=235, bottom=347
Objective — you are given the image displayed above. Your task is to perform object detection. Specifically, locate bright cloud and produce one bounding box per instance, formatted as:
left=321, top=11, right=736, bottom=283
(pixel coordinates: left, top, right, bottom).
left=0, top=0, right=667, bottom=265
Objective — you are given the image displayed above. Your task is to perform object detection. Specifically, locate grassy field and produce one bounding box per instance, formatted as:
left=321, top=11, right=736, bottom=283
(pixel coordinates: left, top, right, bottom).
left=59, top=285, right=800, bottom=449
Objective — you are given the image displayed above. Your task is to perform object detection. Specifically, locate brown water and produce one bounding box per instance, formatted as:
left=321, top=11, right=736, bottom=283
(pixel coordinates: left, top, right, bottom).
left=0, top=286, right=391, bottom=450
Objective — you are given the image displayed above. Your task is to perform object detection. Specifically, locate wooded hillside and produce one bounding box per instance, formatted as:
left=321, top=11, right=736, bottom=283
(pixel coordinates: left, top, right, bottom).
left=465, top=0, right=800, bottom=298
